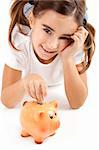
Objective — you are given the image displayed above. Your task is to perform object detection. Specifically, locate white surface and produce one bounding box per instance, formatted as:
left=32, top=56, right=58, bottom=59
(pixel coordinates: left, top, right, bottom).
left=0, top=1, right=99, bottom=150
left=0, top=84, right=98, bottom=150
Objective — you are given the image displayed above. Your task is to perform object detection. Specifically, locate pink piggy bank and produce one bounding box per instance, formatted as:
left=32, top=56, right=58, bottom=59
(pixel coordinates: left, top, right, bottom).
left=20, top=100, right=60, bottom=144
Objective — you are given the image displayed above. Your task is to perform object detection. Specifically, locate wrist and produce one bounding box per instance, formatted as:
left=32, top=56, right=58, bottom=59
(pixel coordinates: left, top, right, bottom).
left=62, top=55, right=75, bottom=65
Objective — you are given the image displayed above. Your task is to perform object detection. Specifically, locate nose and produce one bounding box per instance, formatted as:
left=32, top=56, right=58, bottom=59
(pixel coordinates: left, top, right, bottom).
left=46, top=38, right=59, bottom=51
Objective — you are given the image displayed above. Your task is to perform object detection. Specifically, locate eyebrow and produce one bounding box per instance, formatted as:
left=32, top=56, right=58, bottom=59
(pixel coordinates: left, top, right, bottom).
left=42, top=24, right=55, bottom=31
left=42, top=24, right=74, bottom=37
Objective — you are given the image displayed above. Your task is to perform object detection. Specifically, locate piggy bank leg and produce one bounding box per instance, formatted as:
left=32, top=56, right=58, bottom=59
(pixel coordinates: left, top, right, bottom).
left=21, top=129, right=30, bottom=137
left=34, top=137, right=44, bottom=144
left=35, top=140, right=43, bottom=144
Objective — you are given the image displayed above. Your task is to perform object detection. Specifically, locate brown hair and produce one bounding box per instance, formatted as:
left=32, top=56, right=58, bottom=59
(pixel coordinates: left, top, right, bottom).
left=9, top=0, right=96, bottom=74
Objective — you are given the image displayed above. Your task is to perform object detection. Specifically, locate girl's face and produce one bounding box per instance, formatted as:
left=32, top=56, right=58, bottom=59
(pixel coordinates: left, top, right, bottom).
left=31, top=10, right=78, bottom=64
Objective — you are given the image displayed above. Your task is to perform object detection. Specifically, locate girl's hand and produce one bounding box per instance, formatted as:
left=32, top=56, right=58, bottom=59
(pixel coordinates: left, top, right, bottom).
left=23, top=74, right=47, bottom=103
left=60, top=26, right=88, bottom=61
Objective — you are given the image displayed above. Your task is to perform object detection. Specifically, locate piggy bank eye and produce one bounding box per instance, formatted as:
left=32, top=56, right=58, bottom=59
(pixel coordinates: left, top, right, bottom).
left=49, top=115, right=54, bottom=119
left=55, top=112, right=57, bottom=116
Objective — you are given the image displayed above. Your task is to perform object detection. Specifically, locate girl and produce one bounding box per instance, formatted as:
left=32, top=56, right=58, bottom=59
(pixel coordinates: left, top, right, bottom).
left=1, top=0, right=95, bottom=109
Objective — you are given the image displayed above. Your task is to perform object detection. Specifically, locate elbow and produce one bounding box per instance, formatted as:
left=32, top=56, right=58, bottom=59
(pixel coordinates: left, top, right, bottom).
left=69, top=91, right=88, bottom=109
left=70, top=100, right=85, bottom=109
left=1, top=92, right=15, bottom=109
left=1, top=98, right=15, bottom=109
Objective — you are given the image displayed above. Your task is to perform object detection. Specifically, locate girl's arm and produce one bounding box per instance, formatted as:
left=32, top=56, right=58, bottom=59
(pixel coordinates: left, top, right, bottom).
left=62, top=58, right=88, bottom=109
left=1, top=64, right=25, bottom=108
left=1, top=65, right=47, bottom=108
left=60, top=26, right=88, bottom=109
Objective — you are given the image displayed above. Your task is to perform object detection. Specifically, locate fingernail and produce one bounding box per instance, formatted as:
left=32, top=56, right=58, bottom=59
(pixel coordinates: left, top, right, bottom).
left=37, top=102, right=43, bottom=105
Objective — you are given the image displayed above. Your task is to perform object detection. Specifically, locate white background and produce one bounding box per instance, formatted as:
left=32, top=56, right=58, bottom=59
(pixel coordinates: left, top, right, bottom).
left=0, top=0, right=99, bottom=150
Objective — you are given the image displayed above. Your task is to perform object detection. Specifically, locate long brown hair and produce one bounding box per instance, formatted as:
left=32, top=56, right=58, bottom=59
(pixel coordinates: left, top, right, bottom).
left=9, top=0, right=96, bottom=74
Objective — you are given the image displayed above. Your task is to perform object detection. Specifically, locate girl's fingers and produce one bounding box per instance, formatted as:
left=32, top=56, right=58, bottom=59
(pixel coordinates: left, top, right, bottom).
left=70, top=35, right=80, bottom=52
left=75, top=31, right=88, bottom=41
left=40, top=83, right=47, bottom=98
left=71, top=31, right=86, bottom=46
left=27, top=76, right=47, bottom=102
left=29, top=82, right=36, bottom=99
left=35, top=82, right=47, bottom=103
left=73, top=32, right=82, bottom=40
left=71, top=34, right=79, bottom=43
left=34, top=81, right=43, bottom=102
left=76, top=26, right=89, bottom=40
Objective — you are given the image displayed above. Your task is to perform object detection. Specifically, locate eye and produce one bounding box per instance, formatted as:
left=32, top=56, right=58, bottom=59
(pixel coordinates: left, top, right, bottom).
left=60, top=37, right=71, bottom=41
left=60, top=37, right=74, bottom=44
left=55, top=112, right=57, bottom=116
left=43, top=28, right=52, bottom=35
left=49, top=114, right=54, bottom=119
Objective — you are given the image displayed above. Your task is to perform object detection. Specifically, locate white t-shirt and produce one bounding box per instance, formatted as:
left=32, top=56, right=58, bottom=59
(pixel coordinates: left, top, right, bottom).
left=5, top=25, right=84, bottom=86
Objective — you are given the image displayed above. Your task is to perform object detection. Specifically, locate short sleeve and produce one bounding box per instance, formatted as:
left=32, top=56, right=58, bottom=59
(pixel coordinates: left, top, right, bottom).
left=4, top=25, right=29, bottom=71
left=4, top=48, right=27, bottom=71
left=73, top=50, right=85, bottom=65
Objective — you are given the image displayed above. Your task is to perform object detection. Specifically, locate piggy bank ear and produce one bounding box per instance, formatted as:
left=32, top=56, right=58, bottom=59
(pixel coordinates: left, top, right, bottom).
left=34, top=111, right=45, bottom=122
left=50, top=100, right=58, bottom=108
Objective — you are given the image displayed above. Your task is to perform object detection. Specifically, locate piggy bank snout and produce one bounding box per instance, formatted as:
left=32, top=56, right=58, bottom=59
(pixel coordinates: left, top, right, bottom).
left=52, top=120, right=60, bottom=130
left=55, top=120, right=60, bottom=129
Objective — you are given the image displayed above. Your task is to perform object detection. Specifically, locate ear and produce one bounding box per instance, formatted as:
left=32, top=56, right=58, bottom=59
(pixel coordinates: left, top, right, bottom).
left=27, top=11, right=35, bottom=28
left=50, top=100, right=58, bottom=109
left=34, top=111, right=45, bottom=122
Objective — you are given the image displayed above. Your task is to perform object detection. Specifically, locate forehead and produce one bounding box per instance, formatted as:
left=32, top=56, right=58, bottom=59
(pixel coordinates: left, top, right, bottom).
left=36, top=10, right=78, bottom=34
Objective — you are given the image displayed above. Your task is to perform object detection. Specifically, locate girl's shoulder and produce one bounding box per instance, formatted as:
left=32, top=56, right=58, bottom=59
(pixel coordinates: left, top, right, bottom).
left=12, top=24, right=31, bottom=49
left=5, top=25, right=31, bottom=71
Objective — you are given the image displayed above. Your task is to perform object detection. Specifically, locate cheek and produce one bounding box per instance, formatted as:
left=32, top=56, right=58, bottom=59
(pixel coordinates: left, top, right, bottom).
left=32, top=34, right=46, bottom=46
left=32, top=30, right=47, bottom=46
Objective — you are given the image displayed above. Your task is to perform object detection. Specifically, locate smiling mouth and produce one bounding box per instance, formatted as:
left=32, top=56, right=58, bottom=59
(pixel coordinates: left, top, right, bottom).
left=42, top=46, right=58, bottom=54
